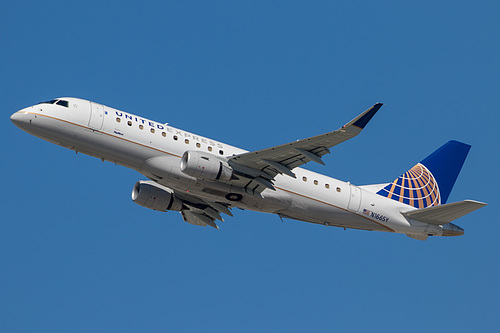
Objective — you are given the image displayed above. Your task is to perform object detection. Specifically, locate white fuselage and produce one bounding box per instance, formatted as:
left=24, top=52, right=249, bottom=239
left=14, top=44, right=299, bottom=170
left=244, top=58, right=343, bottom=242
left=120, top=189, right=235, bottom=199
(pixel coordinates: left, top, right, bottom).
left=11, top=97, right=446, bottom=236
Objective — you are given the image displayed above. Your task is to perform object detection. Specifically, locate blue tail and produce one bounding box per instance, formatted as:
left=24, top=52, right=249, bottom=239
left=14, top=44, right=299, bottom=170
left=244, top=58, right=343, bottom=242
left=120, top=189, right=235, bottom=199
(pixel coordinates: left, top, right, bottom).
left=377, top=140, right=471, bottom=208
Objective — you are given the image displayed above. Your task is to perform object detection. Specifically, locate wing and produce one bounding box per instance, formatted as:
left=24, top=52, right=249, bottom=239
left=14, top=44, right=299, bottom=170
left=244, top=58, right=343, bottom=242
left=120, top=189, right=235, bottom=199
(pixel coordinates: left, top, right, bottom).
left=227, top=103, right=383, bottom=194
left=134, top=180, right=233, bottom=229
left=174, top=189, right=233, bottom=229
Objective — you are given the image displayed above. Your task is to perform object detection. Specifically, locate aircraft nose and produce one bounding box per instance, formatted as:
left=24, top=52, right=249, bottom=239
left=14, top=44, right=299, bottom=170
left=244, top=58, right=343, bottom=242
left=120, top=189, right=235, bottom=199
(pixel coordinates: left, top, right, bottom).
left=10, top=111, right=24, bottom=126
left=11, top=110, right=32, bottom=130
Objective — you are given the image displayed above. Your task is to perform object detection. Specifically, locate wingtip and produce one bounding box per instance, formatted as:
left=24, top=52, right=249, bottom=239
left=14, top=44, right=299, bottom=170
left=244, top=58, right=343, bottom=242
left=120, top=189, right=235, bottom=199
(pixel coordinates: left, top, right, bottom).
left=350, top=103, right=383, bottom=129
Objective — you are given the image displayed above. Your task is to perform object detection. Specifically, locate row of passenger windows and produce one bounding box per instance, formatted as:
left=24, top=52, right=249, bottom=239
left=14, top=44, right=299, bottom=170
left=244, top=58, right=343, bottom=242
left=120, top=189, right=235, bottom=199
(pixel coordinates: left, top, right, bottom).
left=116, top=117, right=225, bottom=155
left=115, top=116, right=343, bottom=188
left=302, top=176, right=342, bottom=192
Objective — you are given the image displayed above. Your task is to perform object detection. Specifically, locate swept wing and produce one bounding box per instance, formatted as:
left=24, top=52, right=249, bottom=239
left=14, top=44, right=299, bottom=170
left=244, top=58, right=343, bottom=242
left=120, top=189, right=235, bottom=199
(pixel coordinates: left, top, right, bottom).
left=227, top=103, right=383, bottom=194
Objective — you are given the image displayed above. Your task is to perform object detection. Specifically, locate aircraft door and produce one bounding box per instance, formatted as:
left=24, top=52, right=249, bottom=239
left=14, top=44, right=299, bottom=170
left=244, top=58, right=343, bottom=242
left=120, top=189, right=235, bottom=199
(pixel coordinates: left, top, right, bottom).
left=348, top=184, right=362, bottom=212
left=88, top=102, right=104, bottom=130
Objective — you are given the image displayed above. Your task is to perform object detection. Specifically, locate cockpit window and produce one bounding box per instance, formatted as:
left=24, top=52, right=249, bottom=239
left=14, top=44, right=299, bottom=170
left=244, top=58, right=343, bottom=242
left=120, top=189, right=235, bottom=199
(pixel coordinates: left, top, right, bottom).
left=38, top=99, right=69, bottom=108
left=39, top=99, right=58, bottom=104
left=56, top=100, right=69, bottom=108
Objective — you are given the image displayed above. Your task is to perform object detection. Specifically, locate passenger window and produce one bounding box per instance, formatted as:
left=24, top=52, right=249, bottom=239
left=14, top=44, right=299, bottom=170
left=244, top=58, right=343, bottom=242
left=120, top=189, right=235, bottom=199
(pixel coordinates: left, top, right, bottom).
left=336, top=187, right=341, bottom=193
left=116, top=118, right=121, bottom=123
left=150, top=128, right=155, bottom=134
left=302, top=176, right=307, bottom=182
left=325, top=184, right=330, bottom=189
left=127, top=121, right=132, bottom=126
left=314, top=180, right=318, bottom=185
left=139, top=125, right=144, bottom=130
left=219, top=150, right=224, bottom=155
left=162, top=132, right=166, bottom=137
left=208, top=146, right=212, bottom=152
left=196, top=143, right=201, bottom=148
left=185, top=139, right=189, bottom=144
left=173, top=135, right=178, bottom=141
left=56, top=100, right=69, bottom=107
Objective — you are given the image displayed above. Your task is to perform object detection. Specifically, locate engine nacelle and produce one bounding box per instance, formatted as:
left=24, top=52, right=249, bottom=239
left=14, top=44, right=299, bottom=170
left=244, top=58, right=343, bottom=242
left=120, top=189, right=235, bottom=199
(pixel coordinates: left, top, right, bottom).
left=131, top=181, right=183, bottom=211
left=180, top=151, right=232, bottom=181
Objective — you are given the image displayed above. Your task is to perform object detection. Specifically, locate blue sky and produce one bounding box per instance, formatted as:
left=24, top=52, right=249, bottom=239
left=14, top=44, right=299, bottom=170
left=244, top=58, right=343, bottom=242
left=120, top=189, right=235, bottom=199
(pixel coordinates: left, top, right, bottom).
left=2, top=1, right=499, bottom=331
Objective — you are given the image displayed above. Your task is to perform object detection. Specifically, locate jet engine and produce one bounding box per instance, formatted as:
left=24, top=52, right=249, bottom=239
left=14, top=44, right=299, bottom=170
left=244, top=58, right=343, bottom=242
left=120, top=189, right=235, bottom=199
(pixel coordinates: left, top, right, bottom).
left=131, top=181, right=183, bottom=211
left=180, top=151, right=232, bottom=181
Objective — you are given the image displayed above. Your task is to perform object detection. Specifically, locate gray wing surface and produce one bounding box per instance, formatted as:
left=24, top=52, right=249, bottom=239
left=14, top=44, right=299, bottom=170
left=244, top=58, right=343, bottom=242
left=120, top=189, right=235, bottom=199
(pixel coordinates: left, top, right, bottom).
left=169, top=187, right=233, bottom=229
left=227, top=103, right=383, bottom=194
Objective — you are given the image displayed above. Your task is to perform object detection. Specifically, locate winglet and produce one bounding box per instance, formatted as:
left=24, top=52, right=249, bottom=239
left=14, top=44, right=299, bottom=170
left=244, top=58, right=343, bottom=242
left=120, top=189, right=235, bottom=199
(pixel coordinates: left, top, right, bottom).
left=345, top=103, right=383, bottom=129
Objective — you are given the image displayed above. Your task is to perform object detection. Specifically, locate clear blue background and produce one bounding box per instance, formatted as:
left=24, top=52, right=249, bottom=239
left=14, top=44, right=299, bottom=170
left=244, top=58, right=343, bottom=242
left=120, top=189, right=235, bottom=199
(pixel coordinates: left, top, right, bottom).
left=2, top=1, right=498, bottom=332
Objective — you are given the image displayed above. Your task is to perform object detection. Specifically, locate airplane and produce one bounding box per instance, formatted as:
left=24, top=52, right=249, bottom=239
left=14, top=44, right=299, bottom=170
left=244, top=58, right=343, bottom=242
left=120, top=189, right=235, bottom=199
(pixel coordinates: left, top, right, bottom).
left=10, top=97, right=486, bottom=240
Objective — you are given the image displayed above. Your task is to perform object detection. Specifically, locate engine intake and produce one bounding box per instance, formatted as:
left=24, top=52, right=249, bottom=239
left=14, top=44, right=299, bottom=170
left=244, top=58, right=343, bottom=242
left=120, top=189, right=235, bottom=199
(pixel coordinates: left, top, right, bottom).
left=131, top=181, right=183, bottom=211
left=180, top=151, right=232, bottom=181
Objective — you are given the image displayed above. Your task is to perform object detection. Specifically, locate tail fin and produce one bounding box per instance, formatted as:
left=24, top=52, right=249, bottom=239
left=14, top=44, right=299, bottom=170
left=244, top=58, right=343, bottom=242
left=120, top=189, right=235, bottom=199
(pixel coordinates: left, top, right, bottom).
left=377, top=140, right=471, bottom=208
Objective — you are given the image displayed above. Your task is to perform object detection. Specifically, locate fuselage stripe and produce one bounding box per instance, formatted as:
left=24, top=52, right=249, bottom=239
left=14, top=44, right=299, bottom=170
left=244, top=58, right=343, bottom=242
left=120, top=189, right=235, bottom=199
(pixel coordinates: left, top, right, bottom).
left=21, top=111, right=181, bottom=158
left=275, top=187, right=395, bottom=232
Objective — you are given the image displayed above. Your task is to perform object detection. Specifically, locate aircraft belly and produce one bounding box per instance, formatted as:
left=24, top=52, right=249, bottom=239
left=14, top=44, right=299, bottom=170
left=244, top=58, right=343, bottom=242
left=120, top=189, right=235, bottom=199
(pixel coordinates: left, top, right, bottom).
left=278, top=200, right=388, bottom=231
left=268, top=185, right=391, bottom=232
left=69, top=126, right=149, bottom=169
left=16, top=112, right=72, bottom=145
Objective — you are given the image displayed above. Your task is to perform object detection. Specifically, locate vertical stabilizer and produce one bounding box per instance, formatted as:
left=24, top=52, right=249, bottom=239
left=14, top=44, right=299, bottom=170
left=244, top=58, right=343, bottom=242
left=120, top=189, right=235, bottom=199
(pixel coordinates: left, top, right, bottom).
left=377, top=141, right=471, bottom=208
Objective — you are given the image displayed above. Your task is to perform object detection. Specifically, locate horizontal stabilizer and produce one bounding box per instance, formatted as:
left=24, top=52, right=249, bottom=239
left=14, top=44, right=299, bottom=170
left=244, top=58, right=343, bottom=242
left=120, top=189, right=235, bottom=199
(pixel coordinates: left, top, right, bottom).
left=402, top=200, right=486, bottom=225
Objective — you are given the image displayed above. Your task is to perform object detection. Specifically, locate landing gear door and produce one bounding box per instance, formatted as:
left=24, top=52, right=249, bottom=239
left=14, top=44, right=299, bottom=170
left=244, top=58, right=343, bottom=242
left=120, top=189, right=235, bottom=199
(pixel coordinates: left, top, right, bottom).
left=89, top=102, right=104, bottom=130
left=348, top=184, right=362, bottom=212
